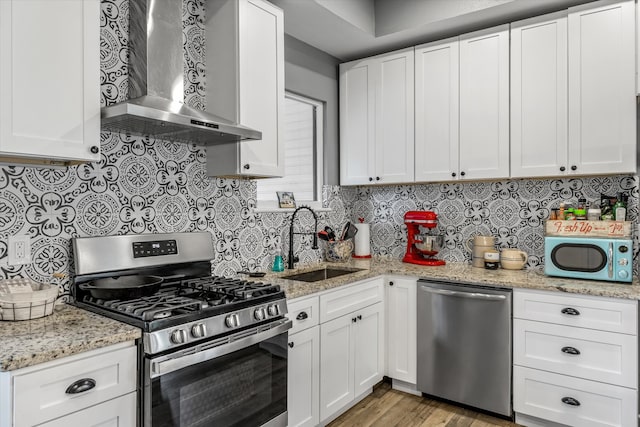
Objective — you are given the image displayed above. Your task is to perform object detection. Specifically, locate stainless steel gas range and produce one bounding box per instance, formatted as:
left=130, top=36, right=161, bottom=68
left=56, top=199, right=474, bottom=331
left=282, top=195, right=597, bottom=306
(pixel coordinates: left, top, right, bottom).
left=72, top=232, right=290, bottom=427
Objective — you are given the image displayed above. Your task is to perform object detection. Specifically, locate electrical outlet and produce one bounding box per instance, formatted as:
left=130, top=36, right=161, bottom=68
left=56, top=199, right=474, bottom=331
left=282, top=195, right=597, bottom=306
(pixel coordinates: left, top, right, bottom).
left=8, top=235, right=31, bottom=265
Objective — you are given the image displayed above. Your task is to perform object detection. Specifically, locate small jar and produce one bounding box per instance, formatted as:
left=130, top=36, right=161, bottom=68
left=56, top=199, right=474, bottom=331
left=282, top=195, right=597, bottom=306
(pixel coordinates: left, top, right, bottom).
left=587, top=207, right=601, bottom=221
left=484, top=250, right=500, bottom=270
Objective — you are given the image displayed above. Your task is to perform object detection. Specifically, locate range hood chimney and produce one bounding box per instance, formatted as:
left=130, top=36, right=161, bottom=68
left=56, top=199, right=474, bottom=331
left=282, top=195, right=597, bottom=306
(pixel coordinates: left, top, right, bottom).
left=101, top=0, right=261, bottom=144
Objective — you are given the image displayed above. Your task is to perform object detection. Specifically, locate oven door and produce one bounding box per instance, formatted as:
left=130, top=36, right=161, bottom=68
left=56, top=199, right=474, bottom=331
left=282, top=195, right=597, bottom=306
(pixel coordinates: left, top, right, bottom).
left=143, top=320, right=291, bottom=427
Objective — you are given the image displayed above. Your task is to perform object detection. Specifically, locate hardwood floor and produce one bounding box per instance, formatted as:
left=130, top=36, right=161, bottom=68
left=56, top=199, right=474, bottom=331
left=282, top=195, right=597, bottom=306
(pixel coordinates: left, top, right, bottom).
left=327, top=381, right=522, bottom=427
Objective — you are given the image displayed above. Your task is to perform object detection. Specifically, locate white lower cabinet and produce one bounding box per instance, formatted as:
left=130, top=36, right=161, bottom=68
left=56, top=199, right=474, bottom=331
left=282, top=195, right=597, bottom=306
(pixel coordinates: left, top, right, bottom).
left=287, top=296, right=320, bottom=427
left=385, top=276, right=417, bottom=386
left=513, top=289, right=638, bottom=427
left=37, top=393, right=136, bottom=427
left=320, top=301, right=384, bottom=422
left=0, top=341, right=137, bottom=427
left=318, top=278, right=385, bottom=424
left=514, top=366, right=637, bottom=427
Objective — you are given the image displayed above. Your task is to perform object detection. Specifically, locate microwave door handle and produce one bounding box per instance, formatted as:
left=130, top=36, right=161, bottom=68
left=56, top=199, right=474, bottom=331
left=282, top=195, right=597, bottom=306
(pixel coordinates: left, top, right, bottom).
left=608, top=242, right=614, bottom=279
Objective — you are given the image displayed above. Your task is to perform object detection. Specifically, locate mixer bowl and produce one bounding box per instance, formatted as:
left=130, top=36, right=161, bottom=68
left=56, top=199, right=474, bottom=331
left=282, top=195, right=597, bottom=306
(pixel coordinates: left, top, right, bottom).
left=414, top=234, right=444, bottom=256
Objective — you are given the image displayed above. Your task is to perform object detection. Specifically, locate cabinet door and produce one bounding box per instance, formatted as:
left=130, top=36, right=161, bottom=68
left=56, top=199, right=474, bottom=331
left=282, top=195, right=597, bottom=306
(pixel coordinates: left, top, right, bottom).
left=567, top=0, right=636, bottom=175
left=0, top=0, right=100, bottom=164
left=511, top=13, right=568, bottom=178
left=238, top=0, right=284, bottom=176
left=288, top=326, right=320, bottom=427
left=320, top=314, right=354, bottom=422
left=386, top=278, right=417, bottom=384
left=415, top=38, right=459, bottom=182
left=459, top=25, right=510, bottom=180
left=340, top=58, right=375, bottom=185
left=353, top=302, right=384, bottom=396
left=374, top=49, right=414, bottom=184
left=38, top=393, right=136, bottom=427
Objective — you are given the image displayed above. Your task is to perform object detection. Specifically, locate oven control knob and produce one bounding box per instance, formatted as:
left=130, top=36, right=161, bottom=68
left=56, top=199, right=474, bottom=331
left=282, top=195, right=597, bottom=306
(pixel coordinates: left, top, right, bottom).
left=267, top=304, right=280, bottom=317
left=254, top=308, right=266, bottom=321
left=225, top=314, right=240, bottom=328
left=191, top=323, right=207, bottom=338
left=170, top=329, right=187, bottom=345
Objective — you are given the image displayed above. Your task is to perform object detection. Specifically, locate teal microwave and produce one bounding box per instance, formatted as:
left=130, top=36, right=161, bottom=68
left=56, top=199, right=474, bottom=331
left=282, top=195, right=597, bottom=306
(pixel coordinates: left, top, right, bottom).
left=544, top=236, right=633, bottom=283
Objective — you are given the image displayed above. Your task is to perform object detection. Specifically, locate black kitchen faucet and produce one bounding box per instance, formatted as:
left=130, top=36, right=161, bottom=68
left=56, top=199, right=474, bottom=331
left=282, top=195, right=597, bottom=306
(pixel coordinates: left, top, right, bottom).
left=288, top=206, right=319, bottom=269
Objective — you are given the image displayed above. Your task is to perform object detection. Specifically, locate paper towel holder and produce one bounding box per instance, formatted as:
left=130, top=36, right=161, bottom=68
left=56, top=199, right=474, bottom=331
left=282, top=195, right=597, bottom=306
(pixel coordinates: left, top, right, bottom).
left=353, top=217, right=371, bottom=259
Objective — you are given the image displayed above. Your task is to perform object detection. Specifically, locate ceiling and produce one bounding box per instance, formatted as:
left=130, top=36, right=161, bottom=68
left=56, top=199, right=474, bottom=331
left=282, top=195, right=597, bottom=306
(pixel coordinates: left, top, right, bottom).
left=270, top=0, right=599, bottom=61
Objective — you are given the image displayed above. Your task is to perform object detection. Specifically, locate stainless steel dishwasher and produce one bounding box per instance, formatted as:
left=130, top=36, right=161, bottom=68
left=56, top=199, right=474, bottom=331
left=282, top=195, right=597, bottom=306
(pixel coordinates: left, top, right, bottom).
left=417, top=280, right=512, bottom=417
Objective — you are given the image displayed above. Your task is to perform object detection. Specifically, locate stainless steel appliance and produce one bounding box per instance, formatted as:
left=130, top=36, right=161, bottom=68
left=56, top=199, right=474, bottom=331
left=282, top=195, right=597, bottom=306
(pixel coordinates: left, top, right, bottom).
left=100, top=0, right=261, bottom=145
left=417, top=280, right=512, bottom=417
left=72, top=232, right=290, bottom=427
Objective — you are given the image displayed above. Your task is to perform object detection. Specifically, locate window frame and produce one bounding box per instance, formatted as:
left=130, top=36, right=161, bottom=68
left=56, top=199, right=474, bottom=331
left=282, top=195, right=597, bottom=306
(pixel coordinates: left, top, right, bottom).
left=256, top=91, right=324, bottom=212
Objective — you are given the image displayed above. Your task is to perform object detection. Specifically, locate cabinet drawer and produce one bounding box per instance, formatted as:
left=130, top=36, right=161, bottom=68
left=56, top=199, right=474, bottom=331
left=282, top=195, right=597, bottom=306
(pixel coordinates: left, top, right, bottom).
left=320, top=278, right=384, bottom=323
left=14, top=345, right=137, bottom=427
left=288, top=295, right=320, bottom=335
left=514, top=319, right=637, bottom=388
left=38, top=392, right=137, bottom=427
left=513, top=289, right=637, bottom=334
left=514, top=366, right=637, bottom=427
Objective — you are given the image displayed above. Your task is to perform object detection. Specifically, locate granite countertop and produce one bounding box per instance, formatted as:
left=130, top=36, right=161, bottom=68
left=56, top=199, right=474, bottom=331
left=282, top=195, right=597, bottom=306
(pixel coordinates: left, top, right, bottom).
left=265, top=258, right=640, bottom=301
left=0, top=303, right=141, bottom=372
left=4, top=258, right=638, bottom=372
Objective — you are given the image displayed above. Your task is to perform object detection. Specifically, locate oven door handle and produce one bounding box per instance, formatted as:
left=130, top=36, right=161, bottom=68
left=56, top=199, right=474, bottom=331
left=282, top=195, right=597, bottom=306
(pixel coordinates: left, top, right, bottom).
left=150, top=320, right=292, bottom=378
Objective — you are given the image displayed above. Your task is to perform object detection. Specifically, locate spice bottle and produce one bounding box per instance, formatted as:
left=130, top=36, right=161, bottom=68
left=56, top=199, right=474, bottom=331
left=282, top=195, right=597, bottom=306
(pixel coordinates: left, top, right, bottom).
left=575, top=198, right=587, bottom=220
left=558, top=202, right=565, bottom=220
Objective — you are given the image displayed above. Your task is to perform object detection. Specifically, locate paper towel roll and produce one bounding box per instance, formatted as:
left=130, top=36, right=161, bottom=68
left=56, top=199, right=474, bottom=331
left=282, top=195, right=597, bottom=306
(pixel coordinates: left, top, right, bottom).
left=353, top=223, right=371, bottom=258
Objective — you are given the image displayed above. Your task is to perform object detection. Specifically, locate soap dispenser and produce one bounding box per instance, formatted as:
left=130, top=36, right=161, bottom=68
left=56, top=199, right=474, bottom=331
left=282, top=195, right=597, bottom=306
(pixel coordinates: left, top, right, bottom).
left=272, top=246, right=284, bottom=272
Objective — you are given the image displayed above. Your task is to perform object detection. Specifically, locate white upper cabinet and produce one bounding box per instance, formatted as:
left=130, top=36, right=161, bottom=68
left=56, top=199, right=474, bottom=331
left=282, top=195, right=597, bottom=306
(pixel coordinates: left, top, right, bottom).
left=567, top=0, right=636, bottom=175
left=340, top=48, right=414, bottom=185
left=459, top=25, right=510, bottom=180
left=415, top=38, right=460, bottom=182
left=511, top=13, right=568, bottom=178
left=206, top=0, right=284, bottom=178
left=0, top=0, right=100, bottom=166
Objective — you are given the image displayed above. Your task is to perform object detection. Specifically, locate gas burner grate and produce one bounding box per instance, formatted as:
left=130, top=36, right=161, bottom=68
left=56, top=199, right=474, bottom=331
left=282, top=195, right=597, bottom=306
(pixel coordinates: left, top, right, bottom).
left=182, top=276, right=281, bottom=300
left=83, top=294, right=204, bottom=321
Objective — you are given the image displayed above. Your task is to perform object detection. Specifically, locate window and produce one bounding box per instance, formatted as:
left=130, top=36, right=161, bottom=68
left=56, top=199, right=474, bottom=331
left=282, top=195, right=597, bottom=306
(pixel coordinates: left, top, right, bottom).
left=257, top=92, right=324, bottom=209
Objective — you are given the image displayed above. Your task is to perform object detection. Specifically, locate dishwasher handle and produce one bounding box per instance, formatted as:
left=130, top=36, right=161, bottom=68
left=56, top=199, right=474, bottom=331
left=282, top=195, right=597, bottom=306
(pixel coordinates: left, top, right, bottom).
left=419, top=285, right=507, bottom=301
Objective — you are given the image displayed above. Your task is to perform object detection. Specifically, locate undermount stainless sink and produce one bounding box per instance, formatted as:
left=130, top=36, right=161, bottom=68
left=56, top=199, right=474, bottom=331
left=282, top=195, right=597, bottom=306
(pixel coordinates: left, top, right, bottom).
left=281, top=267, right=364, bottom=282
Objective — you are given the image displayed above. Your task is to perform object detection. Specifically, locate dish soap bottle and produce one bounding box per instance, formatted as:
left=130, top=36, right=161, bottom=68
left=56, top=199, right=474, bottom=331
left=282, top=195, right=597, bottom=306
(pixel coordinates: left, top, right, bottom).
left=613, top=193, right=627, bottom=221
left=272, top=246, right=284, bottom=272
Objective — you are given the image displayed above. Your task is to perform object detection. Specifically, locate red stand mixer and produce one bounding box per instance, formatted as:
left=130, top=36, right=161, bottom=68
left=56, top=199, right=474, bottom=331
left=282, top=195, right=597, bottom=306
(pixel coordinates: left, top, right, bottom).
left=402, top=211, right=446, bottom=266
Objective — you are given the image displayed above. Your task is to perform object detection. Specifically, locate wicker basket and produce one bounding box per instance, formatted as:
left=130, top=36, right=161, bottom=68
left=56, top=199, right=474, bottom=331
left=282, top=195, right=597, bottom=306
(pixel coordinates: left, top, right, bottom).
left=322, top=239, right=354, bottom=262
left=0, top=278, right=58, bottom=321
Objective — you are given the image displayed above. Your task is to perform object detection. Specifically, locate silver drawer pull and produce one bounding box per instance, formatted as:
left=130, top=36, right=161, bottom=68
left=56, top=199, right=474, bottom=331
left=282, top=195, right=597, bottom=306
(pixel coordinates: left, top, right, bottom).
left=561, top=346, right=581, bottom=355
left=561, top=396, right=581, bottom=407
left=65, top=378, right=96, bottom=395
left=561, top=307, right=580, bottom=316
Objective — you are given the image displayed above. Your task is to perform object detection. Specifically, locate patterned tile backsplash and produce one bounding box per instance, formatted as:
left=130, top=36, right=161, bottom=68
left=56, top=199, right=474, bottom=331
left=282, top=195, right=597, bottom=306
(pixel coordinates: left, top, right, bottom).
left=0, top=0, right=637, bottom=296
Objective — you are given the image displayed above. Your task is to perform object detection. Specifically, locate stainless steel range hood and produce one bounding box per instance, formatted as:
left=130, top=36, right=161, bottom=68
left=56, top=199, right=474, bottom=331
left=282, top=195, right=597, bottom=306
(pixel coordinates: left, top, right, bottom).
left=101, top=0, right=261, bottom=144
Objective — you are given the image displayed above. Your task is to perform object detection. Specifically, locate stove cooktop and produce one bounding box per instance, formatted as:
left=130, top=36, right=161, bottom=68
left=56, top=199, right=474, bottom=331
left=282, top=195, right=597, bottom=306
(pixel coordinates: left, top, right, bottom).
left=77, top=275, right=285, bottom=330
